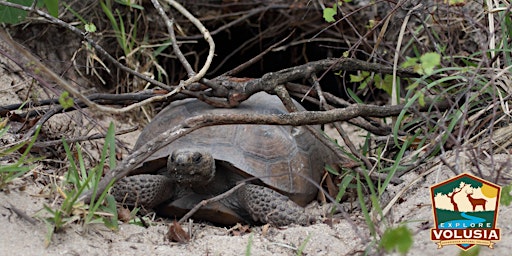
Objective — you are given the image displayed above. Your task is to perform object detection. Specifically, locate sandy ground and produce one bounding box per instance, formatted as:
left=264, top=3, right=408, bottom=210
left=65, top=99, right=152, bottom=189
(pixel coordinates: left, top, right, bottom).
left=1, top=159, right=511, bottom=256
left=1, top=42, right=511, bottom=256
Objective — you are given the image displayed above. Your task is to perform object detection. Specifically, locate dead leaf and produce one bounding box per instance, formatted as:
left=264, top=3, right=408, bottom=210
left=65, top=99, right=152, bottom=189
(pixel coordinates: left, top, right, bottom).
left=117, top=207, right=131, bottom=223
left=167, top=221, right=190, bottom=243
left=261, top=223, right=270, bottom=237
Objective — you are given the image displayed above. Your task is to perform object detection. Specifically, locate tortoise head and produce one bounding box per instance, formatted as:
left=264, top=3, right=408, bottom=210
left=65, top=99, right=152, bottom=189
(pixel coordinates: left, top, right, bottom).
left=167, top=149, right=216, bottom=187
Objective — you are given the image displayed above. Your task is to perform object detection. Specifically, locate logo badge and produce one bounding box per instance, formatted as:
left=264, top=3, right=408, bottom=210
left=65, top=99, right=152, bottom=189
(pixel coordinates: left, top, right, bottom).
left=430, top=173, right=501, bottom=251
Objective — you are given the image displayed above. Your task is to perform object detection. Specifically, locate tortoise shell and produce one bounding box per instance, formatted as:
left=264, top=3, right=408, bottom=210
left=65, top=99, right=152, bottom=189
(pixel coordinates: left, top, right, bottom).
left=133, top=92, right=333, bottom=206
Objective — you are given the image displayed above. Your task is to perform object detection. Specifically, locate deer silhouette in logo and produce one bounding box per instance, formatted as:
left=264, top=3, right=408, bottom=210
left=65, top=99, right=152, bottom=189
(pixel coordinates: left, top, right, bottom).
left=466, top=190, right=487, bottom=211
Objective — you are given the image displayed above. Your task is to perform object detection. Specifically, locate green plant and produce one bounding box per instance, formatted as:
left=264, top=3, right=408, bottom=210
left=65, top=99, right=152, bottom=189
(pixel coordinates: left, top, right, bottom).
left=40, top=122, right=118, bottom=247
left=0, top=0, right=58, bottom=24
left=349, top=52, right=441, bottom=102
left=501, top=183, right=512, bottom=206
left=458, top=245, right=480, bottom=256
left=296, top=234, right=311, bottom=256
left=322, top=1, right=351, bottom=23
left=0, top=123, right=42, bottom=190
left=100, top=0, right=140, bottom=58
left=379, top=225, right=413, bottom=254
left=245, top=233, right=253, bottom=256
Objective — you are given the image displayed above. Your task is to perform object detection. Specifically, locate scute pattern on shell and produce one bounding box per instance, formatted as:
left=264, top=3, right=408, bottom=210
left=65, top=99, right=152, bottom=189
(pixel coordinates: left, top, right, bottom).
left=134, top=92, right=333, bottom=206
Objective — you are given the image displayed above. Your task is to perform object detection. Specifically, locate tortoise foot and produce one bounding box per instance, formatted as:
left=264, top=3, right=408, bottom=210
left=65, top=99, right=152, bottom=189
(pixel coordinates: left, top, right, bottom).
left=239, top=184, right=312, bottom=226
left=111, top=174, right=174, bottom=209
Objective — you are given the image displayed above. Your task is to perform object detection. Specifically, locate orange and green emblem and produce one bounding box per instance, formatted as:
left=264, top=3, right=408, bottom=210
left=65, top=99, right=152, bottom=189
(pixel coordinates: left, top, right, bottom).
left=430, top=173, right=501, bottom=251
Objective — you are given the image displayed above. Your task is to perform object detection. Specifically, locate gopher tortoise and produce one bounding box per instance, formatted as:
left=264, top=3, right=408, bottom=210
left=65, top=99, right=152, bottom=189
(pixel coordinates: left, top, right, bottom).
left=112, top=92, right=336, bottom=226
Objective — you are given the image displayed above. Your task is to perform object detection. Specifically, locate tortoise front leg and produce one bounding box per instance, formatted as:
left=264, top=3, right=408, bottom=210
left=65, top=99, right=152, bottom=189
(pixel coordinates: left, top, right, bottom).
left=238, top=184, right=313, bottom=226
left=112, top=174, right=174, bottom=209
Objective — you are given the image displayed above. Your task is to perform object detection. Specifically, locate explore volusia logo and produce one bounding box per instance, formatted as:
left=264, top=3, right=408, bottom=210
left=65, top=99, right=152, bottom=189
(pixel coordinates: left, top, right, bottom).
left=430, top=173, right=501, bottom=251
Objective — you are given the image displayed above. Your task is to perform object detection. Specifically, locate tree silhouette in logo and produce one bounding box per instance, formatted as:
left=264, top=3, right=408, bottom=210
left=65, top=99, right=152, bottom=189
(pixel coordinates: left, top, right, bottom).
left=432, top=176, right=483, bottom=212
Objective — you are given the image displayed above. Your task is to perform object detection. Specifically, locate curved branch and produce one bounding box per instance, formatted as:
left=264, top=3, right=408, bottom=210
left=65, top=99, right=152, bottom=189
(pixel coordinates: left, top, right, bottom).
left=163, top=0, right=215, bottom=95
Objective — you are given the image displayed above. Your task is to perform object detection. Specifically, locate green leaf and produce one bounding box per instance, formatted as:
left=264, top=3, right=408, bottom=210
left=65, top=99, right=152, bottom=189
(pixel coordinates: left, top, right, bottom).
left=58, top=91, right=74, bottom=109
left=405, top=81, right=419, bottom=91
left=413, top=64, right=423, bottom=74
left=500, top=184, right=512, bottom=206
left=85, top=23, right=97, bottom=33
left=418, top=91, right=425, bottom=107
left=42, top=0, right=58, bottom=17
left=375, top=74, right=394, bottom=96
left=401, top=57, right=418, bottom=68
left=350, top=74, right=364, bottom=83
left=323, top=5, right=337, bottom=23
left=419, top=52, right=441, bottom=75
left=0, top=0, right=33, bottom=24
left=350, top=71, right=369, bottom=83
left=458, top=245, right=480, bottom=256
left=114, top=0, right=144, bottom=10
left=449, top=0, right=466, bottom=6
left=380, top=226, right=413, bottom=254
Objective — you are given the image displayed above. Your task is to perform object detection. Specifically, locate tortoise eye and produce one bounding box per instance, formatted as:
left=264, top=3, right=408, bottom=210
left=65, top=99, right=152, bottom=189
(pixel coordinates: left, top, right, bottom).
left=192, top=153, right=202, bottom=163
left=170, top=153, right=176, bottom=163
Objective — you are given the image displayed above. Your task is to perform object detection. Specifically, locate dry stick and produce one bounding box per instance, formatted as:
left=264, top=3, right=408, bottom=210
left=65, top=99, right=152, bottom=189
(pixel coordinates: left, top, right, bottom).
left=4, top=203, right=38, bottom=225
left=333, top=120, right=374, bottom=171
left=160, top=0, right=216, bottom=95
left=178, top=182, right=245, bottom=224
left=32, top=127, right=138, bottom=148
left=151, top=0, right=195, bottom=77
left=308, top=73, right=327, bottom=108
left=288, top=86, right=394, bottom=136
left=0, top=90, right=162, bottom=113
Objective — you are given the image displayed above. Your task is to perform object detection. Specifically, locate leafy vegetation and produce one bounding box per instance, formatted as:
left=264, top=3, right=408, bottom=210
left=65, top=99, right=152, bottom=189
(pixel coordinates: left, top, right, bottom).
left=379, top=225, right=413, bottom=254
left=0, top=124, right=42, bottom=190
left=39, top=123, right=118, bottom=246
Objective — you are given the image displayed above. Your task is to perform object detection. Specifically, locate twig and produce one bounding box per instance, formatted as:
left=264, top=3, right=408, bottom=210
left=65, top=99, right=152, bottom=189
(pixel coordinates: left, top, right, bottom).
left=4, top=203, right=38, bottom=225
left=178, top=182, right=246, bottom=224
left=161, top=0, right=215, bottom=95
left=151, top=0, right=195, bottom=77
left=273, top=86, right=395, bottom=182
left=0, top=90, right=171, bottom=116
left=32, top=126, right=138, bottom=148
